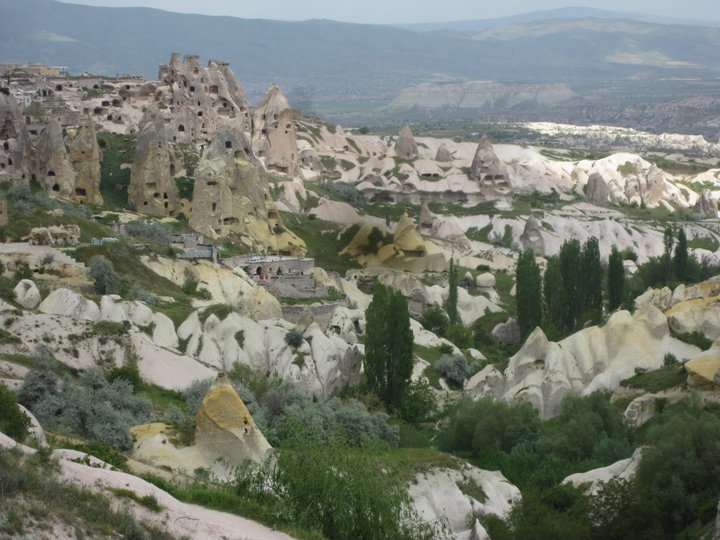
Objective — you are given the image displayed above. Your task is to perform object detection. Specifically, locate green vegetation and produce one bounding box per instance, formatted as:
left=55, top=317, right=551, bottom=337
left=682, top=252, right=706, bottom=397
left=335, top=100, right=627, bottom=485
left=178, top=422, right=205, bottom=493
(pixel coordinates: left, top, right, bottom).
left=97, top=132, right=136, bottom=210
left=365, top=283, right=414, bottom=412
left=516, top=250, right=542, bottom=338
left=0, top=384, right=30, bottom=442
left=620, top=364, right=687, bottom=393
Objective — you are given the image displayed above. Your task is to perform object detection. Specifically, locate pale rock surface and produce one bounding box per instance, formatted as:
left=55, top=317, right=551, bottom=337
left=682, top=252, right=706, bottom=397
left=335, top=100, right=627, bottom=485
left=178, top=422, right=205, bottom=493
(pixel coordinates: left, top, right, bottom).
left=16, top=404, right=48, bottom=447
left=408, top=465, right=520, bottom=539
left=13, top=279, right=41, bottom=309
left=694, top=189, right=719, bottom=218
left=242, top=287, right=283, bottom=320
left=0, top=432, right=292, bottom=540
left=563, top=447, right=645, bottom=495
left=475, top=272, right=496, bottom=288
left=685, top=344, right=720, bottom=389
left=470, top=136, right=511, bottom=199
left=39, top=288, right=99, bottom=321
left=520, top=216, right=546, bottom=256
left=471, top=307, right=700, bottom=418
left=327, top=306, right=365, bottom=344
left=410, top=318, right=461, bottom=354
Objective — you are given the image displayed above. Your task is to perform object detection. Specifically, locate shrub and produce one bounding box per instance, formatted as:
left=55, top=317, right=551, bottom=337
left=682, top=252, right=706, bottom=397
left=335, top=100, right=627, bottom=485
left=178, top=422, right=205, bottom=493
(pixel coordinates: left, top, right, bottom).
left=87, top=255, right=124, bottom=295
left=124, top=219, right=172, bottom=243
left=435, top=354, right=473, bottom=387
left=400, top=379, right=436, bottom=423
left=420, top=307, right=449, bottom=337
left=284, top=328, right=304, bottom=349
left=0, top=385, right=30, bottom=442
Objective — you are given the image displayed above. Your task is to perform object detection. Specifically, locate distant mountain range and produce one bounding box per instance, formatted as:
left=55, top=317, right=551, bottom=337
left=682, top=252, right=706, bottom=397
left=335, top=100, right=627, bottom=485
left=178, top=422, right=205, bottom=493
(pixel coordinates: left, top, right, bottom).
left=2, top=0, right=720, bottom=133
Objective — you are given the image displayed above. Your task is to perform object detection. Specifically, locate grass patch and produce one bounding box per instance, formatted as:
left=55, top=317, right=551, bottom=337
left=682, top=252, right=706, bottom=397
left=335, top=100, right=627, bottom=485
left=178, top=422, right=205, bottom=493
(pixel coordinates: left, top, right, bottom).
left=689, top=235, right=720, bottom=252
left=620, top=364, right=687, bottom=393
left=109, top=488, right=162, bottom=511
left=97, top=132, right=136, bottom=211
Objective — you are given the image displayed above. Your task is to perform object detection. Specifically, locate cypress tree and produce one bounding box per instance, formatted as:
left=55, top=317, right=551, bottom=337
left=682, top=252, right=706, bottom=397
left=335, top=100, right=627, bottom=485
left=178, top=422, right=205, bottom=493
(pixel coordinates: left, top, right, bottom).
left=364, top=283, right=414, bottom=412
left=559, top=239, right=582, bottom=332
left=446, top=257, right=459, bottom=325
left=516, top=250, right=542, bottom=338
left=543, top=256, right=566, bottom=336
left=581, top=237, right=603, bottom=317
left=607, top=245, right=625, bottom=312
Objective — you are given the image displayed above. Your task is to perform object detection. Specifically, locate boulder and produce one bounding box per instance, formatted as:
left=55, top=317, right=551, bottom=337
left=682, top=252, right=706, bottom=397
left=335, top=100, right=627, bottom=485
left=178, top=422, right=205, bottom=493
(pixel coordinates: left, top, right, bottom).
left=395, top=125, right=417, bottom=159
left=39, top=288, right=99, bottom=321
left=195, top=373, right=272, bottom=466
left=13, top=279, right=41, bottom=309
left=476, top=272, right=496, bottom=288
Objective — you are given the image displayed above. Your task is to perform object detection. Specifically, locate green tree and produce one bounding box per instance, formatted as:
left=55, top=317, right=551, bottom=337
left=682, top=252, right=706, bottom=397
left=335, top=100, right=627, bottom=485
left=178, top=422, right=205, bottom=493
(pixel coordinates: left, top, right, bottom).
left=446, top=257, right=459, bottom=324
left=674, top=228, right=689, bottom=282
left=0, top=385, right=30, bottom=442
left=516, top=250, right=542, bottom=338
left=559, top=239, right=582, bottom=332
left=581, top=237, right=603, bottom=319
left=607, top=246, right=625, bottom=312
left=364, top=283, right=414, bottom=412
left=543, top=256, right=566, bottom=337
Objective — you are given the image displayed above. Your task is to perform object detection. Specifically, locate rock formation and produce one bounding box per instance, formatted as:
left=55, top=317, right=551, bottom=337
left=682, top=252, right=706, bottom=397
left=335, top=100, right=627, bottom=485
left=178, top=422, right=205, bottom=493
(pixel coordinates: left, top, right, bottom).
left=643, top=164, right=665, bottom=206
left=0, top=93, right=32, bottom=183
left=585, top=172, right=612, bottom=205
left=195, top=373, right=272, bottom=466
left=520, top=216, right=545, bottom=256
left=128, top=106, right=180, bottom=216
left=253, top=84, right=298, bottom=175
left=435, top=143, right=453, bottom=162
left=65, top=118, right=103, bottom=205
left=394, top=125, right=417, bottom=159
left=34, top=117, right=75, bottom=199
left=13, top=279, right=41, bottom=309
left=157, top=53, right=253, bottom=144
left=563, top=447, right=645, bottom=495
left=188, top=126, right=306, bottom=255
left=694, top=189, right=719, bottom=218
left=470, top=136, right=511, bottom=197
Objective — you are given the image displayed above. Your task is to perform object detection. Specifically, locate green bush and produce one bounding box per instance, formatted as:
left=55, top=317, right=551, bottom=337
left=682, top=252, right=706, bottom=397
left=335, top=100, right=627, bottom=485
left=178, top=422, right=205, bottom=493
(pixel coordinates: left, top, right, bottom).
left=124, top=219, right=172, bottom=243
left=434, top=354, right=472, bottom=387
left=87, top=255, right=124, bottom=295
left=284, top=328, right=304, bottom=349
left=0, top=385, right=30, bottom=442
left=420, top=307, right=449, bottom=337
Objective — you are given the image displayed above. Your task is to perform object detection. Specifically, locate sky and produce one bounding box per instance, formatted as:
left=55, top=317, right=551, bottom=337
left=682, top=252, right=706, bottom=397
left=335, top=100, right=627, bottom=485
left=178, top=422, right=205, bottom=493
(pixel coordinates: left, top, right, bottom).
left=55, top=0, right=720, bottom=25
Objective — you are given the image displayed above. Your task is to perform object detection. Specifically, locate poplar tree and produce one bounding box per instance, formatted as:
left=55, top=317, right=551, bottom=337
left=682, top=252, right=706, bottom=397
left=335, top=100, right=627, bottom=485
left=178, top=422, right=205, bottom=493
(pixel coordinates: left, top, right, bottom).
left=607, top=245, right=625, bottom=312
left=446, top=257, right=459, bottom=325
left=364, top=283, right=414, bottom=412
left=516, top=250, right=542, bottom=338
left=543, top=256, right=566, bottom=336
left=674, top=228, right=689, bottom=282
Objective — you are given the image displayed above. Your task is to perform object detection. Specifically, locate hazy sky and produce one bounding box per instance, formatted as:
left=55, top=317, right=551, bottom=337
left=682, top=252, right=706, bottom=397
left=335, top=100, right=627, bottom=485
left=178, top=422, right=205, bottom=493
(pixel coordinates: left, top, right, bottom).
left=55, top=0, right=720, bottom=24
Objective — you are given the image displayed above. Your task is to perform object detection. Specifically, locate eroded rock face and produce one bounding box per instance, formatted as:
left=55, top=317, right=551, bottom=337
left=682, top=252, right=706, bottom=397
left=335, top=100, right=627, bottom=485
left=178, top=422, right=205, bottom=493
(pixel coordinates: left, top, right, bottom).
left=189, top=126, right=306, bottom=255
left=157, top=53, right=253, bottom=144
left=253, top=84, right=298, bottom=175
left=395, top=125, right=417, bottom=159
left=694, top=189, right=719, bottom=219
left=128, top=106, right=180, bottom=216
left=66, top=119, right=103, bottom=205
left=34, top=117, right=75, bottom=199
left=195, top=373, right=272, bottom=466
left=585, top=172, right=611, bottom=205
left=470, top=136, right=511, bottom=198
left=520, top=216, right=545, bottom=256
left=0, top=93, right=32, bottom=183
left=563, top=447, right=645, bottom=495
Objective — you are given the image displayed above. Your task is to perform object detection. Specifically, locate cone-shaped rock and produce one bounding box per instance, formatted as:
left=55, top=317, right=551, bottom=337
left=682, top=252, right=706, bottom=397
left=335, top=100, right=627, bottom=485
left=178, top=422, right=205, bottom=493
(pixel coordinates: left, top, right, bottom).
left=66, top=118, right=103, bottom=205
left=128, top=106, right=180, bottom=216
left=253, top=84, right=298, bottom=175
left=395, top=125, right=417, bottom=159
left=470, top=135, right=511, bottom=197
left=435, top=143, right=453, bottom=162
left=0, top=93, right=32, bottom=183
left=34, top=116, right=75, bottom=199
left=195, top=373, right=271, bottom=465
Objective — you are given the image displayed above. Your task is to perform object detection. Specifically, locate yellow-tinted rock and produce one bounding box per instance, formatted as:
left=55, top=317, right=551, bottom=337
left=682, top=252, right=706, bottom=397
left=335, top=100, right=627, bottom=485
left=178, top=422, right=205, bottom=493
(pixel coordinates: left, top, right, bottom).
left=685, top=348, right=720, bottom=389
left=195, top=373, right=271, bottom=465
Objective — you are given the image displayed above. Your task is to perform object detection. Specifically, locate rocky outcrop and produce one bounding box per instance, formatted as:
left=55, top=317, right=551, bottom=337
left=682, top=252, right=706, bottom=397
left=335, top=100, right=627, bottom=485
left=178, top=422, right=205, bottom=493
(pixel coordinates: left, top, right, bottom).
left=520, top=216, right=545, bottom=256
left=469, top=307, right=700, bottom=419
left=189, top=125, right=305, bottom=255
left=253, top=84, right=298, bottom=175
left=128, top=106, right=180, bottom=217
left=157, top=53, right=253, bottom=144
left=435, top=143, right=453, bottom=162
left=395, top=125, right=417, bottom=159
left=563, top=447, right=645, bottom=495
left=694, top=189, right=719, bottom=219
left=65, top=118, right=103, bottom=205
left=13, top=279, right=41, bottom=309
left=408, top=465, right=520, bottom=539
left=470, top=136, right=511, bottom=198
left=585, top=172, right=612, bottom=205
left=195, top=373, right=272, bottom=465
left=34, top=117, right=75, bottom=199
left=38, top=288, right=100, bottom=321
left=685, top=344, right=720, bottom=389
left=0, top=93, right=32, bottom=183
